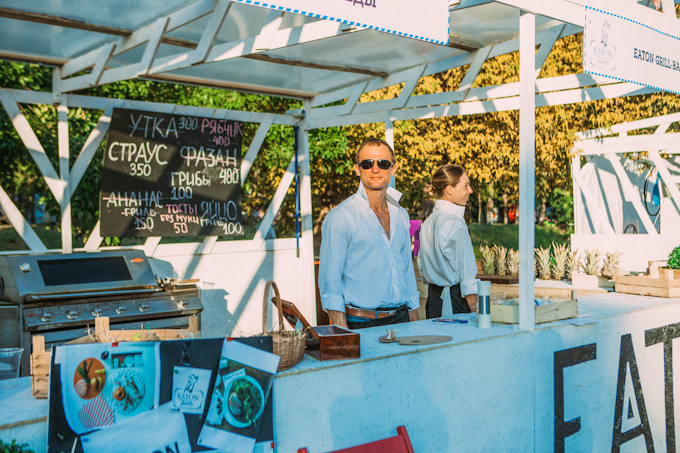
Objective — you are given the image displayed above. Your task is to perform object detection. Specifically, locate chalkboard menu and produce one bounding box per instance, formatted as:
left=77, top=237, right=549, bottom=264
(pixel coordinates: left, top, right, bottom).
left=99, top=108, right=244, bottom=237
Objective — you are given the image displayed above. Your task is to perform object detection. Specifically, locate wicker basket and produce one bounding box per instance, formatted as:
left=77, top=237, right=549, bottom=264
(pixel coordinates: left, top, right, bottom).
left=262, top=281, right=306, bottom=371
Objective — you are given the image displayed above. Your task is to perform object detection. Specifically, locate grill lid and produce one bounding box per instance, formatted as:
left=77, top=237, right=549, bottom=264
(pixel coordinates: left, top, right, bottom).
left=0, top=250, right=158, bottom=303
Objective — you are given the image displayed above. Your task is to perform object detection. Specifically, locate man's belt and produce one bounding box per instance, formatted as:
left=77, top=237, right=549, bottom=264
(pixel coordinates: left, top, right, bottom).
left=345, top=306, right=397, bottom=320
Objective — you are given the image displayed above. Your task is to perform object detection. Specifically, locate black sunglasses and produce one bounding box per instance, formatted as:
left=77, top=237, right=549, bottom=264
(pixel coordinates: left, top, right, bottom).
left=357, top=159, right=394, bottom=170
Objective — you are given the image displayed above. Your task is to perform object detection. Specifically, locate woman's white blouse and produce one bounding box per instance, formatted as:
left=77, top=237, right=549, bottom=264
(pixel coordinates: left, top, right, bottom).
left=417, top=199, right=479, bottom=296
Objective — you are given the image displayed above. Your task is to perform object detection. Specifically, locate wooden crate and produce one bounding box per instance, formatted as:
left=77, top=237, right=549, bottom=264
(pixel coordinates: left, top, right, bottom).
left=615, top=268, right=680, bottom=298
left=30, top=336, right=50, bottom=399
left=30, top=316, right=200, bottom=399
left=490, top=297, right=579, bottom=325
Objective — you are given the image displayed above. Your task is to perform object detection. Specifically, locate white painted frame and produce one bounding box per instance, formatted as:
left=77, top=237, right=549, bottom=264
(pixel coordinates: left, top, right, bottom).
left=573, top=115, right=680, bottom=235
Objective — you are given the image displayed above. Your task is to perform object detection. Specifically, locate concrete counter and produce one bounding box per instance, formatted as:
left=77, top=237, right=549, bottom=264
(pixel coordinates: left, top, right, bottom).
left=2, top=293, right=679, bottom=452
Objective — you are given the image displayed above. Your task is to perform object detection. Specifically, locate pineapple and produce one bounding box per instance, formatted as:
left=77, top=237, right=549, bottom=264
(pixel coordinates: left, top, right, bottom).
left=582, top=249, right=601, bottom=276
left=551, top=242, right=570, bottom=281
left=480, top=245, right=495, bottom=275
left=507, top=249, right=520, bottom=276
left=567, top=250, right=580, bottom=279
left=601, top=251, right=622, bottom=278
left=535, top=246, right=551, bottom=280
left=494, top=246, right=508, bottom=276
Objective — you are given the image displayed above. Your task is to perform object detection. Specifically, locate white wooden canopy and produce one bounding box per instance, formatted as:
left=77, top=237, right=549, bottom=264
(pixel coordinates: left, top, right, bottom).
left=0, top=0, right=677, bottom=335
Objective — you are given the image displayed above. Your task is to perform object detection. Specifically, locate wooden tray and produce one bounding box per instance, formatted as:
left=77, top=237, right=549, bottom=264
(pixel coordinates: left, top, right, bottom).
left=30, top=316, right=200, bottom=399
left=615, top=268, right=680, bottom=298
left=306, top=325, right=360, bottom=361
left=478, top=274, right=520, bottom=284
left=490, top=297, right=578, bottom=324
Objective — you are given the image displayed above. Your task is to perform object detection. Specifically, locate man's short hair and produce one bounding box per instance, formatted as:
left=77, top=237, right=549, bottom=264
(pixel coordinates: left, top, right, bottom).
left=355, top=137, right=395, bottom=164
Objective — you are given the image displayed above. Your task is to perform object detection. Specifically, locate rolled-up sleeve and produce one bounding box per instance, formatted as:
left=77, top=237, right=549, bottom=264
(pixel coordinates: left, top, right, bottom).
left=318, top=209, right=350, bottom=313
left=440, top=222, right=479, bottom=297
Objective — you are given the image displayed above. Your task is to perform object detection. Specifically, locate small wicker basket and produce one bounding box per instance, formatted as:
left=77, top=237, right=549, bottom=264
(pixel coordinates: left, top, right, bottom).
left=262, top=281, right=306, bottom=371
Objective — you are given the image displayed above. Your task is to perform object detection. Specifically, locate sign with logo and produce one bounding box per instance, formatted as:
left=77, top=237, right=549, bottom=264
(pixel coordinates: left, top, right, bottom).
left=584, top=5, right=680, bottom=95
left=231, top=0, right=449, bottom=45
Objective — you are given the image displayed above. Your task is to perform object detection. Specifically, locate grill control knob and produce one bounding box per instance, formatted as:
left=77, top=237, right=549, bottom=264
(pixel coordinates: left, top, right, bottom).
left=177, top=300, right=188, bottom=309
left=91, top=308, right=103, bottom=317
left=19, top=263, right=31, bottom=273
left=138, top=304, right=149, bottom=313
left=66, top=310, right=79, bottom=320
left=116, top=306, right=127, bottom=315
left=40, top=312, right=52, bottom=323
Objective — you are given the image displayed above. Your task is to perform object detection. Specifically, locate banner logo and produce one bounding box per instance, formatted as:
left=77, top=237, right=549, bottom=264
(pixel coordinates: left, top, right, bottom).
left=589, top=20, right=617, bottom=71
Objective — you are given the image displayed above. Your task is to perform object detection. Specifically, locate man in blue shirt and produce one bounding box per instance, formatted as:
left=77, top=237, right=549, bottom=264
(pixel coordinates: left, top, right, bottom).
left=318, top=138, right=420, bottom=329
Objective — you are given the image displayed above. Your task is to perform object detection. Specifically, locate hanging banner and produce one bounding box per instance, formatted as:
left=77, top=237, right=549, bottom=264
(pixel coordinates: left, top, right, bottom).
left=584, top=5, right=680, bottom=95
left=232, top=0, right=450, bottom=45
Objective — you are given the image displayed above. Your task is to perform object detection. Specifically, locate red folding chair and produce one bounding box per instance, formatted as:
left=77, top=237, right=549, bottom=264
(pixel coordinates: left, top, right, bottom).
left=298, top=426, right=415, bottom=453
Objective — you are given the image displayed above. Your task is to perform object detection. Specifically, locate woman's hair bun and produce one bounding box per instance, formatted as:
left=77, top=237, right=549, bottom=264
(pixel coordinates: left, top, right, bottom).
left=423, top=183, right=436, bottom=197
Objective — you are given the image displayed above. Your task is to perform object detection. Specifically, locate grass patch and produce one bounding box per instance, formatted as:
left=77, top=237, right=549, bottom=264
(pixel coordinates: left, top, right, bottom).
left=469, top=223, right=570, bottom=260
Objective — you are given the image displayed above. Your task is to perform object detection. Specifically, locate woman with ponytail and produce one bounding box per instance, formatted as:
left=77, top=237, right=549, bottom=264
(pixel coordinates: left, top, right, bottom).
left=417, top=165, right=479, bottom=318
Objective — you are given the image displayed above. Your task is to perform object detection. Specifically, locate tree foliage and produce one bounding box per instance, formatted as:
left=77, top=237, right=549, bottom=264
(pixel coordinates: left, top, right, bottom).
left=2, top=30, right=680, bottom=247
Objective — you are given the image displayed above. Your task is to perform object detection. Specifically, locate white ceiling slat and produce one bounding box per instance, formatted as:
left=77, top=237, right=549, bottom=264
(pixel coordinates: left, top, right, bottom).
left=193, top=0, right=232, bottom=64
left=3, top=89, right=299, bottom=127
left=252, top=9, right=285, bottom=52
left=89, top=43, right=116, bottom=86
left=138, top=17, right=169, bottom=75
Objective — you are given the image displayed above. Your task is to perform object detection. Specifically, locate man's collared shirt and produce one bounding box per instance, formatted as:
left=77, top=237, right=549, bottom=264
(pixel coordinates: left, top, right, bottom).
left=319, top=183, right=419, bottom=313
left=418, top=199, right=479, bottom=296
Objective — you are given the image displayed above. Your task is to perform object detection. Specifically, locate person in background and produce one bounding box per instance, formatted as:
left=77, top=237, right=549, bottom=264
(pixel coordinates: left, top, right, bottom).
left=417, top=164, right=479, bottom=318
left=318, top=137, right=420, bottom=329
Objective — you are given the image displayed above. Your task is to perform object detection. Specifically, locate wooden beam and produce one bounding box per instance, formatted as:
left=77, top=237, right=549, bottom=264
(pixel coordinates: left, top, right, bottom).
left=241, top=54, right=388, bottom=78
left=0, top=7, right=198, bottom=49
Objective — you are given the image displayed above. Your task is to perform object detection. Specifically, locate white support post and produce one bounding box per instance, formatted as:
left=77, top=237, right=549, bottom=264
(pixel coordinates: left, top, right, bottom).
left=143, top=237, right=162, bottom=257
left=0, top=185, right=47, bottom=253
left=661, top=0, right=677, bottom=18
left=0, top=91, right=65, bottom=203
left=518, top=11, right=536, bottom=331
left=572, top=156, right=582, bottom=234
left=385, top=112, right=396, bottom=189
left=57, top=103, right=72, bottom=253
left=252, top=154, right=298, bottom=250
left=605, top=154, right=658, bottom=234
left=84, top=221, right=102, bottom=252
left=299, top=99, right=317, bottom=324
left=649, top=150, right=680, bottom=213
left=241, top=114, right=274, bottom=184
left=571, top=169, right=616, bottom=234
left=70, top=102, right=116, bottom=190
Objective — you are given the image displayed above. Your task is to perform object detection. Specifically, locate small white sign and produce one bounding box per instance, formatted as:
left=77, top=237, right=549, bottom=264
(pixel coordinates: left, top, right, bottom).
left=584, top=5, right=680, bottom=95
left=171, top=366, right=212, bottom=414
left=231, top=0, right=450, bottom=45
